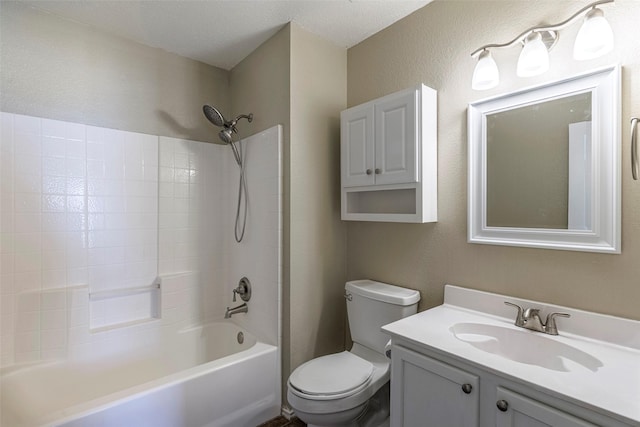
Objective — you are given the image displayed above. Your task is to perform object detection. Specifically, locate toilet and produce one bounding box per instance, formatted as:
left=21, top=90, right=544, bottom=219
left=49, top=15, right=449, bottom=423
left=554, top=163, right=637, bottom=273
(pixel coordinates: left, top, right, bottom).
left=287, top=279, right=420, bottom=427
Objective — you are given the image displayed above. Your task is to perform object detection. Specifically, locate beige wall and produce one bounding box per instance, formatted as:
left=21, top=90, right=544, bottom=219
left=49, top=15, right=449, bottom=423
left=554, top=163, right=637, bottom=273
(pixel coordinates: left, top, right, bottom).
left=289, top=24, right=347, bottom=377
left=230, top=23, right=347, bottom=404
left=0, top=2, right=229, bottom=143
left=347, top=0, right=640, bottom=320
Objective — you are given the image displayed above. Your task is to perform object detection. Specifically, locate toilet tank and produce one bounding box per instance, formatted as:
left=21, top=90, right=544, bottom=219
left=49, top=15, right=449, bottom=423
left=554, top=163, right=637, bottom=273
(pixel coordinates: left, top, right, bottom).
left=346, top=280, right=420, bottom=354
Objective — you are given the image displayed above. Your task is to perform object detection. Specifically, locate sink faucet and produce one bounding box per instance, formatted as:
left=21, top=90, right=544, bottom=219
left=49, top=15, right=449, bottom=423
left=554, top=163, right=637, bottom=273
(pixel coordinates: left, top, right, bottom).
left=225, top=303, right=248, bottom=318
left=504, top=302, right=570, bottom=335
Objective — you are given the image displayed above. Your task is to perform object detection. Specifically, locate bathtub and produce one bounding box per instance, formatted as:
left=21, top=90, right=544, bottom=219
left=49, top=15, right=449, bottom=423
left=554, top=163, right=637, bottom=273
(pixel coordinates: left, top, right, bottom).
left=1, top=322, right=280, bottom=427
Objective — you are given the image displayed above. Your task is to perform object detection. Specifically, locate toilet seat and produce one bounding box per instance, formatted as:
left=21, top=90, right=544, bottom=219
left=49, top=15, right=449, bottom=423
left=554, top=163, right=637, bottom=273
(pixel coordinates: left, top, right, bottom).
left=288, top=351, right=374, bottom=400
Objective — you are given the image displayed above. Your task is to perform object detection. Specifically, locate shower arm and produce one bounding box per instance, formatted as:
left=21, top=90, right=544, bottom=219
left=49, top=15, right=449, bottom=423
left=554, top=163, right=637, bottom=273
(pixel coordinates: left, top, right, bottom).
left=225, top=113, right=253, bottom=129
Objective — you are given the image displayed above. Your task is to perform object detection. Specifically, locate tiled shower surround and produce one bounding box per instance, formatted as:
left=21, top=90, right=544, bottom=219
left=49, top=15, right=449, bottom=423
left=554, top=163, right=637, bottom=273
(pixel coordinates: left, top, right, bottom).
left=0, top=112, right=281, bottom=367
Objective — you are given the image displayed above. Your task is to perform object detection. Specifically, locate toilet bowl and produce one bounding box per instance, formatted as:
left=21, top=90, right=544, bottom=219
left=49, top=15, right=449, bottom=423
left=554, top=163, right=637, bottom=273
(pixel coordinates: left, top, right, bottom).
left=287, top=344, right=389, bottom=427
left=287, top=280, right=420, bottom=427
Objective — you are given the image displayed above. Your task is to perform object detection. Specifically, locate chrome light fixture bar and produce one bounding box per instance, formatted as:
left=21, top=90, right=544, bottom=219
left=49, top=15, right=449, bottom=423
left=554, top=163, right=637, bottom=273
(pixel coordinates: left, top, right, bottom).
left=471, top=0, right=614, bottom=90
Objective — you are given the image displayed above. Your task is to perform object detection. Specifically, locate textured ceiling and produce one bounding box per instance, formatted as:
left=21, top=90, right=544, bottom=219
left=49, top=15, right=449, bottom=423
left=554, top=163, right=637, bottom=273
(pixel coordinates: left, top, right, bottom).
left=18, top=0, right=431, bottom=70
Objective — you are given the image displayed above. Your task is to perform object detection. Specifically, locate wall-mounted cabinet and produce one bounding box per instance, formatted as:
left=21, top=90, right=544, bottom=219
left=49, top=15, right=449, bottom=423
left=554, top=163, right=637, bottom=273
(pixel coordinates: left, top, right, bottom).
left=341, top=84, right=437, bottom=223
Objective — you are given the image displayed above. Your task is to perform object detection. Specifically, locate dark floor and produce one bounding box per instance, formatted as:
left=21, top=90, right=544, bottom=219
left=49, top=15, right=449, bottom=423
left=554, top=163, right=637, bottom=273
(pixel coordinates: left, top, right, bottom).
left=257, top=415, right=306, bottom=427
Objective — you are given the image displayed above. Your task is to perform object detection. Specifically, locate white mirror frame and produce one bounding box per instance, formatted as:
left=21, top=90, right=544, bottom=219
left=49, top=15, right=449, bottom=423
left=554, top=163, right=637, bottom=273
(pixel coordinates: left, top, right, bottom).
left=468, top=65, right=621, bottom=253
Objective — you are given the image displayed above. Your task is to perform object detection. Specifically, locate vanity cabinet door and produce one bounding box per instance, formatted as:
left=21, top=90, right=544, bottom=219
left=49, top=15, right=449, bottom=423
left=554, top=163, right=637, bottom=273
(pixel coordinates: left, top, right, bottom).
left=390, top=345, right=479, bottom=427
left=495, top=388, right=599, bottom=427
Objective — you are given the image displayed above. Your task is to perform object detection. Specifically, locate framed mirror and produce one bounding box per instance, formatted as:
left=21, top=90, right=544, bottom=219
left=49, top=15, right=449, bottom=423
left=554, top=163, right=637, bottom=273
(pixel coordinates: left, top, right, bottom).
left=468, top=65, right=620, bottom=253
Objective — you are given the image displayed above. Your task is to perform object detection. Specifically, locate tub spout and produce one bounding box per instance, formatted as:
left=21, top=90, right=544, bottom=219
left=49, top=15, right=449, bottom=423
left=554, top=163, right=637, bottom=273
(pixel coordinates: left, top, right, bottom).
left=225, top=303, right=248, bottom=318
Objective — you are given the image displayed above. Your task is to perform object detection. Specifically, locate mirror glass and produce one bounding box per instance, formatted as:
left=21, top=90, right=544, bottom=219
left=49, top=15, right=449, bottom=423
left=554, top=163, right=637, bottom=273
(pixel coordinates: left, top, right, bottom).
left=468, top=66, right=620, bottom=253
left=486, top=92, right=592, bottom=230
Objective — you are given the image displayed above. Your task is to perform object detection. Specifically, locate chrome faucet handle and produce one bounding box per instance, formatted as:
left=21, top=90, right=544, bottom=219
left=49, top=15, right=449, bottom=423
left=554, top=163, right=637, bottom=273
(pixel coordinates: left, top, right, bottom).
left=233, top=285, right=245, bottom=298
left=522, top=308, right=544, bottom=331
left=544, top=312, right=571, bottom=335
left=504, top=301, right=525, bottom=327
left=232, top=277, right=251, bottom=302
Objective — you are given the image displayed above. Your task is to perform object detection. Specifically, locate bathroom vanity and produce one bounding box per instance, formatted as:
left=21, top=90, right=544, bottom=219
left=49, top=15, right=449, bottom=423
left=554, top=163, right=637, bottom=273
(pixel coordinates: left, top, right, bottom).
left=382, top=285, right=640, bottom=426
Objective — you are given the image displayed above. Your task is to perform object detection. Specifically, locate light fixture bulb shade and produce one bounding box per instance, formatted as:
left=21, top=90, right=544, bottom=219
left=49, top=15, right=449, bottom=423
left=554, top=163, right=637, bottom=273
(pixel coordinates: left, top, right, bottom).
left=573, top=8, right=614, bottom=60
left=472, top=50, right=499, bottom=90
left=517, top=33, right=549, bottom=77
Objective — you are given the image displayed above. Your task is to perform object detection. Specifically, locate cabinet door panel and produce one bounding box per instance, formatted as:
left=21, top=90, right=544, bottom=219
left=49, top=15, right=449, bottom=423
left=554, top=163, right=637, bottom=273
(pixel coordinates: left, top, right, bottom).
left=391, top=345, right=479, bottom=427
left=496, top=388, right=598, bottom=427
left=341, top=105, right=375, bottom=187
left=374, top=89, right=418, bottom=185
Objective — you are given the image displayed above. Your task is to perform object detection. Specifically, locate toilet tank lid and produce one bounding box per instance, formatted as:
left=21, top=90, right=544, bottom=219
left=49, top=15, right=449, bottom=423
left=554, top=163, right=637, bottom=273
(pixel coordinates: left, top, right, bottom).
left=346, top=280, right=420, bottom=306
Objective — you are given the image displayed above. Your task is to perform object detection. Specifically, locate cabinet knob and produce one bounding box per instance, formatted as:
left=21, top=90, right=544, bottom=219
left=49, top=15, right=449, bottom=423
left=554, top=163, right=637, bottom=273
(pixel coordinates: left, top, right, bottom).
left=461, top=384, right=472, bottom=394
left=366, top=169, right=372, bottom=175
left=375, top=168, right=381, bottom=174
left=496, top=400, right=509, bottom=412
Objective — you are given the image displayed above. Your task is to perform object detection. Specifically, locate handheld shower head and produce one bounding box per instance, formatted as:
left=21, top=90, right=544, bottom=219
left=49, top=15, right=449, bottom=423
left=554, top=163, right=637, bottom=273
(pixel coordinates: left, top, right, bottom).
left=201, top=104, right=253, bottom=243
left=219, top=128, right=234, bottom=145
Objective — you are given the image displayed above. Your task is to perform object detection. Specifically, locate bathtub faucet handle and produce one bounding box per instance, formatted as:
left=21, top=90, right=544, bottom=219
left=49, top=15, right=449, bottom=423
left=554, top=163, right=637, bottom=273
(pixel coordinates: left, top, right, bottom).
left=232, top=277, right=252, bottom=303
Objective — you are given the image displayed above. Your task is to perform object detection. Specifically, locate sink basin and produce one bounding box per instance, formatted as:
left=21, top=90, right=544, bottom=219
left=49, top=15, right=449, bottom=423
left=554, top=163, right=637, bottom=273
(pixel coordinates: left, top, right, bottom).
left=450, top=322, right=603, bottom=372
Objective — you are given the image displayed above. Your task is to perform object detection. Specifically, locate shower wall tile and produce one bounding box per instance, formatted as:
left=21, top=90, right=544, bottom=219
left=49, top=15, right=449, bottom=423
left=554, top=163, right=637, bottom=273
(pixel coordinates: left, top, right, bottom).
left=1, top=112, right=281, bottom=367
left=0, top=113, right=163, bottom=366
left=84, top=127, right=158, bottom=330
left=1, top=114, right=81, bottom=365
left=158, top=138, right=227, bottom=328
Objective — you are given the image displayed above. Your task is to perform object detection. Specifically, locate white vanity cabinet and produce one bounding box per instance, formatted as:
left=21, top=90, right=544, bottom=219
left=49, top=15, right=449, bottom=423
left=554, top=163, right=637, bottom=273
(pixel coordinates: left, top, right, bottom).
left=340, top=84, right=437, bottom=223
left=389, top=341, right=632, bottom=427
left=383, top=285, right=640, bottom=427
left=495, top=388, right=598, bottom=427
left=391, top=345, right=479, bottom=427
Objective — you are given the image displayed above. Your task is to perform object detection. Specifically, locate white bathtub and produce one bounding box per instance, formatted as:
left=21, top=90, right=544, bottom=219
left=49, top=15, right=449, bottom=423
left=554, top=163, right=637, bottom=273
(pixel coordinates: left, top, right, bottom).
left=1, top=322, right=280, bottom=427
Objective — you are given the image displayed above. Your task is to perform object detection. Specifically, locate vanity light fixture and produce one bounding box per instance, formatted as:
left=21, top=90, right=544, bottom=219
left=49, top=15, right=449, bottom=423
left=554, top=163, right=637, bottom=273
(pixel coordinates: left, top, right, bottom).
left=471, top=0, right=615, bottom=90
left=573, top=7, right=615, bottom=60
left=516, top=32, right=550, bottom=77
left=471, top=50, right=500, bottom=90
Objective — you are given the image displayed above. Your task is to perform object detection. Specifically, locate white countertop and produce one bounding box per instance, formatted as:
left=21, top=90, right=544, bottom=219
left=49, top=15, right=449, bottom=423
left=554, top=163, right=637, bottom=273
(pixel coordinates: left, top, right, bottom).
left=382, top=285, right=640, bottom=425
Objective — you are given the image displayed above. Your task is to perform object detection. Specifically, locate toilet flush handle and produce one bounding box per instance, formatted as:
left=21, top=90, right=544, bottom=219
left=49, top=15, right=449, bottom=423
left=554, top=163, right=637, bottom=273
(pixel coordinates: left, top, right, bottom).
left=344, top=292, right=353, bottom=301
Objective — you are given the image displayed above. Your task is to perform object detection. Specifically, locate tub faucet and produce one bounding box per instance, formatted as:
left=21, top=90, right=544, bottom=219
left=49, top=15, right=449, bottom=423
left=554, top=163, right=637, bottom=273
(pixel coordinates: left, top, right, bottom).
left=225, top=303, right=248, bottom=318
left=504, top=302, right=570, bottom=335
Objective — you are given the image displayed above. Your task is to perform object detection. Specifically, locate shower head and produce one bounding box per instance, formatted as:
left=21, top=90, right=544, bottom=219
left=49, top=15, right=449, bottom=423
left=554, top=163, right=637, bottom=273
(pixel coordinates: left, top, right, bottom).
left=219, top=128, right=234, bottom=145
left=203, top=105, right=225, bottom=127
left=203, top=105, right=254, bottom=145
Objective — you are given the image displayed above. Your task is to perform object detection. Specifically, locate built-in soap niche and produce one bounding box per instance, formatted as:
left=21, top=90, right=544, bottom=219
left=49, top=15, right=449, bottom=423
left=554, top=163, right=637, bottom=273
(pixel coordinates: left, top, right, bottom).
left=89, top=277, right=161, bottom=332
